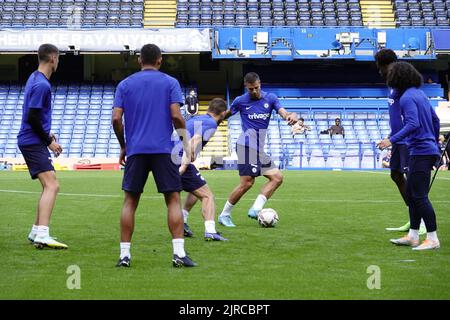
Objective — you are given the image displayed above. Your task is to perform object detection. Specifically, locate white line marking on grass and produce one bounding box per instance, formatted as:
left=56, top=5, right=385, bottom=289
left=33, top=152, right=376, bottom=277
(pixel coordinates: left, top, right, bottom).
left=1, top=189, right=450, bottom=203
left=357, top=171, right=450, bottom=180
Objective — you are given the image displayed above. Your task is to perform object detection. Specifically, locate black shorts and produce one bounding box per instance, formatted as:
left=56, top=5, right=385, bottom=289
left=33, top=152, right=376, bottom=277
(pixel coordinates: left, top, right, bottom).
left=18, top=144, right=54, bottom=179
left=122, top=154, right=182, bottom=194
left=236, top=144, right=277, bottom=177
left=181, top=164, right=207, bottom=192
left=390, top=144, right=409, bottom=174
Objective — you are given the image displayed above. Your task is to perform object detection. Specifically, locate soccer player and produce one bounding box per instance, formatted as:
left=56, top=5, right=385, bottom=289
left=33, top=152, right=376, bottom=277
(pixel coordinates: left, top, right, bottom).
left=218, top=72, right=297, bottom=227
left=17, top=43, right=67, bottom=249
left=112, top=44, right=196, bottom=267
left=375, top=49, right=426, bottom=235
left=179, top=98, right=228, bottom=241
left=378, top=62, right=441, bottom=250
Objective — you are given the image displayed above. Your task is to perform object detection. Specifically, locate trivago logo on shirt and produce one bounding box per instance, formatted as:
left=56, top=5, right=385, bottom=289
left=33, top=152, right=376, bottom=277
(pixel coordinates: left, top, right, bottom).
left=248, top=113, right=271, bottom=120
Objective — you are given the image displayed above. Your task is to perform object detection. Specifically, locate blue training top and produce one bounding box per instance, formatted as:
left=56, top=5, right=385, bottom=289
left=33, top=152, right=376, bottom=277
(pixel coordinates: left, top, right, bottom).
left=387, top=88, right=406, bottom=145
left=390, top=87, right=440, bottom=156
left=230, top=91, right=282, bottom=150
left=177, top=113, right=218, bottom=158
left=17, top=71, right=52, bottom=146
left=113, top=69, right=184, bottom=157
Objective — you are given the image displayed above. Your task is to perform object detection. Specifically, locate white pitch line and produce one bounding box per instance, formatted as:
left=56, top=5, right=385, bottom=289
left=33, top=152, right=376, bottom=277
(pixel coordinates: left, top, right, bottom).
left=1, top=189, right=449, bottom=204
left=357, top=171, right=450, bottom=180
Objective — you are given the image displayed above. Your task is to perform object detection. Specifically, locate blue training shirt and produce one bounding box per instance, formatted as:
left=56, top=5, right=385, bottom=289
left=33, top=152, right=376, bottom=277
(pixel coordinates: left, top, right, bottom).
left=178, top=113, right=218, bottom=158
left=387, top=88, right=406, bottom=145
left=390, top=87, right=440, bottom=156
left=231, top=91, right=282, bottom=150
left=113, top=69, right=184, bottom=157
left=17, top=71, right=52, bottom=146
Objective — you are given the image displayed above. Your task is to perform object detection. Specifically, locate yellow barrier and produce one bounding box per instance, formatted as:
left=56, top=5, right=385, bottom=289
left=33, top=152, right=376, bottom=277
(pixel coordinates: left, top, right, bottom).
left=53, top=163, right=70, bottom=171
left=12, top=163, right=69, bottom=171
left=12, top=164, right=28, bottom=171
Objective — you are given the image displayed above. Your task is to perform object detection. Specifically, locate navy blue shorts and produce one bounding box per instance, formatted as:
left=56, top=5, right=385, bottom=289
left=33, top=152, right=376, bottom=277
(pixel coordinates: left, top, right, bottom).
left=181, top=164, right=207, bottom=192
left=18, top=144, right=54, bottom=179
left=390, top=144, right=409, bottom=174
left=122, top=154, right=182, bottom=194
left=236, top=144, right=277, bottom=177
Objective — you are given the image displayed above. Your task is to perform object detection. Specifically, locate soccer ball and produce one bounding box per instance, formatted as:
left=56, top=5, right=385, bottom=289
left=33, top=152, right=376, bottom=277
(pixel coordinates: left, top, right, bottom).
left=257, top=208, right=279, bottom=228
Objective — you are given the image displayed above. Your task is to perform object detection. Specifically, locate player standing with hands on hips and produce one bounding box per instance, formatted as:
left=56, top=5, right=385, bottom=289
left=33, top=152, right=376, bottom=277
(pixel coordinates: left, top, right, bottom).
left=378, top=62, right=441, bottom=251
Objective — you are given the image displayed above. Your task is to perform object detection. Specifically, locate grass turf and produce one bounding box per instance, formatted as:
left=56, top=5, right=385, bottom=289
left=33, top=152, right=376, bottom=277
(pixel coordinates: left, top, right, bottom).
left=0, top=170, right=449, bottom=299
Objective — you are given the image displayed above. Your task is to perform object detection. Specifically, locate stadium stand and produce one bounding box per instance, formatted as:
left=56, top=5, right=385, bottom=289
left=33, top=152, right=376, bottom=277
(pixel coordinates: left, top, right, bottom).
left=176, top=0, right=364, bottom=27
left=0, top=83, right=194, bottom=158
left=1, top=81, right=445, bottom=169
left=394, top=0, right=450, bottom=27
left=227, top=84, right=447, bottom=169
left=0, top=0, right=144, bottom=28
left=175, top=0, right=450, bottom=28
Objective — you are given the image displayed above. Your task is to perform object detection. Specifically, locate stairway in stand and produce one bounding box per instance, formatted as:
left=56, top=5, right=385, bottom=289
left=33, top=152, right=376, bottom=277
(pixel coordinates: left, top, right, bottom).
left=196, top=95, right=229, bottom=158
left=143, top=0, right=177, bottom=28
left=360, top=0, right=396, bottom=28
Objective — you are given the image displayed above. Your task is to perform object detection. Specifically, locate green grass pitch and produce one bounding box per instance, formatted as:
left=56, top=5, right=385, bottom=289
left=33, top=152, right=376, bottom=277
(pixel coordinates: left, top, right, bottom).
left=0, top=170, right=449, bottom=299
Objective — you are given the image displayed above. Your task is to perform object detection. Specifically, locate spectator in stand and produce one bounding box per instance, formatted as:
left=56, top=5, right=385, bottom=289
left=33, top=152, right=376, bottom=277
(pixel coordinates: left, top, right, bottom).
left=328, top=118, right=345, bottom=137
left=291, top=117, right=311, bottom=138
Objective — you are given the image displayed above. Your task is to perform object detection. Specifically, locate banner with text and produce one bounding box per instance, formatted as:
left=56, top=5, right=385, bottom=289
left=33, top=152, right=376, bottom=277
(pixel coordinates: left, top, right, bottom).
left=0, top=28, right=211, bottom=52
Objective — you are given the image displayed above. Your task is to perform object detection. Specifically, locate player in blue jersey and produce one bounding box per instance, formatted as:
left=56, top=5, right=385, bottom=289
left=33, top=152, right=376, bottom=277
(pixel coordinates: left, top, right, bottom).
left=112, top=44, right=196, bottom=267
left=179, top=98, right=228, bottom=241
left=17, top=44, right=67, bottom=250
left=375, top=49, right=426, bottom=235
left=218, top=72, right=298, bottom=227
left=378, top=62, right=441, bottom=250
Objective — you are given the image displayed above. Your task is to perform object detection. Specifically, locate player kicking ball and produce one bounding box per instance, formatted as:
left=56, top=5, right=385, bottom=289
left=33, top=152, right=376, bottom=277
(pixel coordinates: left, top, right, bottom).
left=17, top=44, right=67, bottom=250
left=179, top=98, right=228, bottom=241
left=218, top=72, right=297, bottom=227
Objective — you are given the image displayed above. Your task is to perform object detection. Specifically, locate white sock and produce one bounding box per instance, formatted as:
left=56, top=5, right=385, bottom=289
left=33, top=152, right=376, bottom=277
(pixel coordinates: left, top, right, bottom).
left=252, top=194, right=267, bottom=211
left=220, top=201, right=234, bottom=217
left=120, top=242, right=131, bottom=259
left=37, top=225, right=49, bottom=238
left=30, top=224, right=38, bottom=235
left=172, top=238, right=186, bottom=258
left=205, top=220, right=217, bottom=234
left=408, top=229, right=419, bottom=241
left=427, top=231, right=439, bottom=242
left=182, top=209, right=189, bottom=224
